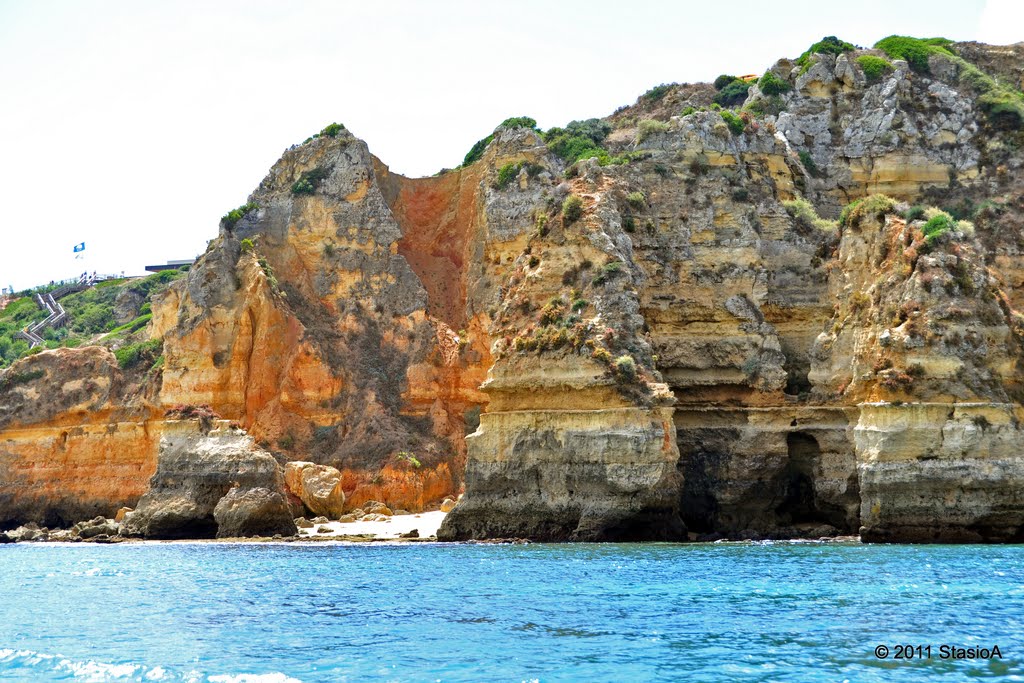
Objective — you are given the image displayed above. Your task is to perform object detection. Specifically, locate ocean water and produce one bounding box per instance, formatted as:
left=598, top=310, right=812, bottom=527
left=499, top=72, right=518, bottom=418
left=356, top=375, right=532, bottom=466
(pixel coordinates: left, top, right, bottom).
left=0, top=542, right=1022, bottom=682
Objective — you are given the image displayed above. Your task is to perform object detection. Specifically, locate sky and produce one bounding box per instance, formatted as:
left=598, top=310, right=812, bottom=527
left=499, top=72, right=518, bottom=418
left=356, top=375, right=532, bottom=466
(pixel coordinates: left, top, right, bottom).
left=0, top=0, right=1021, bottom=291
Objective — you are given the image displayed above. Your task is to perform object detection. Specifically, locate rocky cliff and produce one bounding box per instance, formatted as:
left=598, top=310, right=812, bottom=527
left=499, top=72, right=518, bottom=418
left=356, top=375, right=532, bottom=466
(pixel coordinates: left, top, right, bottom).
left=2, top=36, right=1023, bottom=542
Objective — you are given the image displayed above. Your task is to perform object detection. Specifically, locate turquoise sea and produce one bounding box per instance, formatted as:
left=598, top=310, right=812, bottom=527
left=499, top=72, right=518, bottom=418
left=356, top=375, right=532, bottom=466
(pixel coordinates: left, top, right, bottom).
left=0, top=541, right=1022, bottom=682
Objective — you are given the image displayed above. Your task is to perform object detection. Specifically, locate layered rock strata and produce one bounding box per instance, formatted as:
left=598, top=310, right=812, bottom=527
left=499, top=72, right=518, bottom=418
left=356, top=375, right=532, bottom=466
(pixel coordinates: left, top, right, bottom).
left=2, top=38, right=1024, bottom=542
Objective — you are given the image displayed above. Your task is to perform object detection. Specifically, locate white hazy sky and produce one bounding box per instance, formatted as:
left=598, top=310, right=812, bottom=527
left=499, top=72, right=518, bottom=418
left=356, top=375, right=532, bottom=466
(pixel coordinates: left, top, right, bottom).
left=1, top=0, right=1021, bottom=290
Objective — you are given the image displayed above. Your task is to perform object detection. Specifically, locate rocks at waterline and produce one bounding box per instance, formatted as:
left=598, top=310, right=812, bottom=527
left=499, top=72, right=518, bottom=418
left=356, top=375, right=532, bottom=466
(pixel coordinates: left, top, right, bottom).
left=121, top=420, right=295, bottom=539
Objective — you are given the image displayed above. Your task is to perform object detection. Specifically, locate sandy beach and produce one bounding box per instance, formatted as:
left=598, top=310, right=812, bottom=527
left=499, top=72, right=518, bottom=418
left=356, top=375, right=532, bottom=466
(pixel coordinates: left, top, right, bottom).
left=296, top=510, right=447, bottom=541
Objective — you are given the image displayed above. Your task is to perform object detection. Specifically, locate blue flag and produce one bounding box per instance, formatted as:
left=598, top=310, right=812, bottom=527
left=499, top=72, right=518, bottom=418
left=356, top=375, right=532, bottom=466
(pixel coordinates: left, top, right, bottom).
left=73, top=242, right=85, bottom=253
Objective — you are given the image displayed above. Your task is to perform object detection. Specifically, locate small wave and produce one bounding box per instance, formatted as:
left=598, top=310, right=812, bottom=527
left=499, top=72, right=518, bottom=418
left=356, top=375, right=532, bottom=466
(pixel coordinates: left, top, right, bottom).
left=0, top=648, right=160, bottom=680
left=208, top=676, right=302, bottom=683
left=0, top=649, right=300, bottom=682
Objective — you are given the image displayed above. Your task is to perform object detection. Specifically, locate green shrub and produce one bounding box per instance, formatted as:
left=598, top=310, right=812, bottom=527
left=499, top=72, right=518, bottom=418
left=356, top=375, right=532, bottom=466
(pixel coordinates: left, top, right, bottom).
left=904, top=205, right=926, bottom=221
left=641, top=84, right=674, bottom=102
left=873, top=35, right=953, bottom=73
left=758, top=71, right=790, bottom=96
left=563, top=118, right=612, bottom=143
left=0, top=368, right=45, bottom=390
left=320, top=122, right=345, bottom=137
left=543, top=129, right=609, bottom=165
left=221, top=202, right=258, bottom=230
left=562, top=195, right=584, bottom=223
left=627, top=191, right=646, bottom=209
left=796, top=36, right=856, bottom=66
left=856, top=55, right=894, bottom=83
left=681, top=106, right=696, bottom=116
left=841, top=194, right=896, bottom=227
left=714, top=80, right=751, bottom=108
left=291, top=166, right=330, bottom=195
left=495, top=162, right=521, bottom=190
left=720, top=110, right=745, bottom=135
left=613, top=354, right=637, bottom=380
left=462, top=134, right=494, bottom=166
left=593, top=260, right=623, bottom=285
left=498, top=116, right=538, bottom=130
left=713, top=74, right=738, bottom=90
left=114, top=338, right=162, bottom=370
left=636, top=119, right=669, bottom=142
left=783, top=198, right=838, bottom=231
left=798, top=151, right=822, bottom=178
left=923, top=212, right=955, bottom=244
left=977, top=91, right=1024, bottom=130
left=240, top=238, right=255, bottom=253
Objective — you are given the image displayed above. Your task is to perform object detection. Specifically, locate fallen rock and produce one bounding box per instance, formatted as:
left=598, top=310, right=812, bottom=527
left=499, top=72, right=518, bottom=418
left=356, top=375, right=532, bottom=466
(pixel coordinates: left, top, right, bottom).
left=74, top=517, right=120, bottom=539
left=362, top=501, right=392, bottom=516
left=7, top=524, right=47, bottom=542
left=284, top=461, right=346, bottom=519
left=316, top=525, right=333, bottom=533
left=213, top=486, right=297, bottom=538
left=361, top=513, right=390, bottom=522
left=400, top=529, right=419, bottom=538
left=294, top=517, right=314, bottom=529
left=114, top=507, right=133, bottom=523
left=0, top=532, right=14, bottom=544
left=311, top=516, right=329, bottom=524
left=337, top=514, right=357, bottom=523
left=440, top=497, right=457, bottom=513
left=392, top=509, right=411, bottom=516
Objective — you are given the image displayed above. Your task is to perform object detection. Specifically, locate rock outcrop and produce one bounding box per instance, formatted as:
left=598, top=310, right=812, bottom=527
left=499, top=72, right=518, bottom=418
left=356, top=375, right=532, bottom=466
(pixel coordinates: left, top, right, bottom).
left=122, top=420, right=292, bottom=538
left=284, top=461, right=345, bottom=519
left=3, top=37, right=1024, bottom=542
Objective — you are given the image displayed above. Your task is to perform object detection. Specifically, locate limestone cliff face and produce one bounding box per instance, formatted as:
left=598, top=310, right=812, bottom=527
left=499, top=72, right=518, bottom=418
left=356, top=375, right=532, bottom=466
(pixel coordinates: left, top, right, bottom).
left=0, top=347, right=162, bottom=527
left=3, top=39, right=1024, bottom=542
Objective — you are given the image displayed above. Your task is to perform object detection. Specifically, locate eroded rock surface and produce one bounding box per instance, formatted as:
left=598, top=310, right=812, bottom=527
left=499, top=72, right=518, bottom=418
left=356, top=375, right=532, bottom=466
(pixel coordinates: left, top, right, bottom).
left=3, top=38, right=1024, bottom=542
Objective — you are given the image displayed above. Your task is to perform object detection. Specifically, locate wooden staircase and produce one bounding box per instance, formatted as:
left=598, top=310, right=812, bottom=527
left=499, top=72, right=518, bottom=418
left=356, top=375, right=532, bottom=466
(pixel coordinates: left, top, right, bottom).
left=14, top=276, right=92, bottom=349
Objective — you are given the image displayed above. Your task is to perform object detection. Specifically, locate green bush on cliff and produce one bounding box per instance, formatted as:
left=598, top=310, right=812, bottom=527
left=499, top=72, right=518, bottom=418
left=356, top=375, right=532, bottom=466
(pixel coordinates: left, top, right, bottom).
left=462, top=117, right=540, bottom=167
left=783, top=198, right=837, bottom=232
left=720, top=110, right=745, bottom=135
left=713, top=79, right=751, bottom=108
left=636, top=119, right=669, bottom=142
left=796, top=36, right=856, bottom=67
left=498, top=116, right=539, bottom=131
left=291, top=166, right=330, bottom=195
left=856, top=55, right=894, bottom=83
left=839, top=194, right=896, bottom=228
left=641, top=84, right=674, bottom=102
left=922, top=211, right=956, bottom=245
left=114, top=338, right=162, bottom=370
left=221, top=202, right=258, bottom=230
left=873, top=35, right=953, bottom=73
left=714, top=74, right=738, bottom=90
left=613, top=354, right=637, bottom=380
left=758, top=71, right=790, bottom=96
left=0, top=368, right=45, bottom=390
left=320, top=122, right=345, bottom=137
left=977, top=91, right=1024, bottom=130
left=798, top=151, right=822, bottom=178
left=562, top=195, right=583, bottom=223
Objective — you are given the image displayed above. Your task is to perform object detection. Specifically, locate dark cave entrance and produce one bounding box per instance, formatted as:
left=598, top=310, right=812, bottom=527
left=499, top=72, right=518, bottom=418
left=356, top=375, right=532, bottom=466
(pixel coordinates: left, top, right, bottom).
left=776, top=432, right=820, bottom=524
left=775, top=432, right=847, bottom=530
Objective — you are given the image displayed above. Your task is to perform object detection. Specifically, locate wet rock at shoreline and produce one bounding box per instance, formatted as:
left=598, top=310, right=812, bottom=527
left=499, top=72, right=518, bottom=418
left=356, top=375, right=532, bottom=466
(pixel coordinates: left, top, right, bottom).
left=213, top=486, right=297, bottom=538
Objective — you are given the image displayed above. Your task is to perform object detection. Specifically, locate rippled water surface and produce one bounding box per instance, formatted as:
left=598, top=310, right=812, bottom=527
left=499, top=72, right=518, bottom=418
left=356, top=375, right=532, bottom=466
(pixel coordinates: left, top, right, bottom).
left=1, top=542, right=1023, bottom=681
